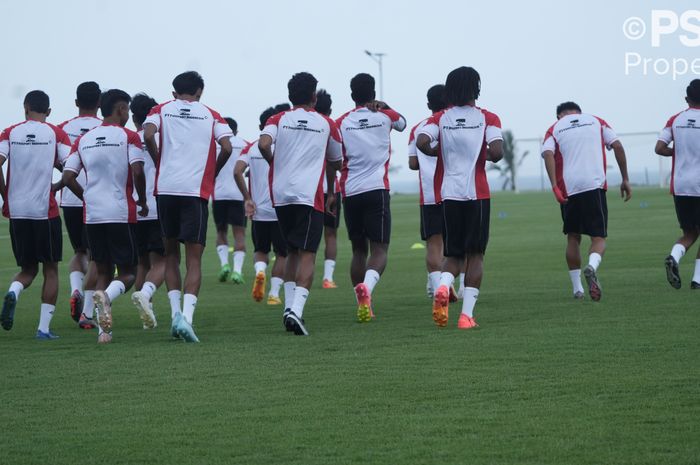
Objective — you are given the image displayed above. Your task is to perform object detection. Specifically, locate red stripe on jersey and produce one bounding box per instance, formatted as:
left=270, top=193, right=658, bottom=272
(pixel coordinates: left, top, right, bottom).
left=48, top=123, right=69, bottom=218
left=2, top=159, right=10, bottom=218
left=665, top=112, right=682, bottom=195
left=474, top=137, right=490, bottom=200
left=434, top=150, right=444, bottom=204
left=314, top=161, right=326, bottom=212
left=336, top=109, right=352, bottom=198
left=268, top=153, right=275, bottom=206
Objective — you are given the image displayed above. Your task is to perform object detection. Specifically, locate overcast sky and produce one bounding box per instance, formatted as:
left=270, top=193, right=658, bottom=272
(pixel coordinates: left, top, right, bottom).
left=2, top=0, right=698, bottom=188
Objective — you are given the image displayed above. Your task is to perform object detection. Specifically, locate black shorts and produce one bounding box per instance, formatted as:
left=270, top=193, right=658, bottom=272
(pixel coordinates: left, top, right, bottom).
left=420, top=204, right=442, bottom=241
left=323, top=193, right=342, bottom=229
left=561, top=188, right=608, bottom=237
left=86, top=223, right=138, bottom=267
left=343, top=189, right=391, bottom=244
left=157, top=195, right=208, bottom=245
left=212, top=200, right=246, bottom=228
left=674, top=195, right=700, bottom=230
left=251, top=220, right=288, bottom=257
left=442, top=199, right=490, bottom=257
left=62, top=206, right=87, bottom=252
left=275, top=205, right=324, bottom=253
left=136, top=220, right=164, bottom=256
left=9, top=217, right=63, bottom=266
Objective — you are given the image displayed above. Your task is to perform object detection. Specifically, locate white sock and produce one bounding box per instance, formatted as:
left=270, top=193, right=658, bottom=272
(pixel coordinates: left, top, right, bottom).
left=693, top=259, right=700, bottom=284
left=254, top=261, right=267, bottom=274
left=569, top=269, right=584, bottom=294
left=182, top=293, right=197, bottom=324
left=233, top=251, right=245, bottom=273
left=588, top=252, right=602, bottom=271
left=37, top=303, right=55, bottom=333
left=323, top=259, right=336, bottom=281
left=671, top=243, right=686, bottom=263
left=8, top=281, right=24, bottom=299
left=69, top=271, right=84, bottom=295
left=461, top=287, right=479, bottom=317
left=291, top=287, right=309, bottom=318
left=269, top=277, right=283, bottom=298
left=168, top=290, right=182, bottom=319
left=284, top=281, right=296, bottom=309
left=105, top=281, right=125, bottom=303
left=141, top=281, right=157, bottom=300
left=429, top=271, right=441, bottom=295
left=363, top=269, right=380, bottom=294
left=83, top=290, right=94, bottom=318
left=439, top=272, right=455, bottom=289
left=216, top=245, right=229, bottom=267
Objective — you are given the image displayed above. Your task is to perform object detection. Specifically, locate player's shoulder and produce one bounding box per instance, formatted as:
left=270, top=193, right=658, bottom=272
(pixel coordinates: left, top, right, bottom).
left=1, top=120, right=29, bottom=136
left=202, top=104, right=225, bottom=121
left=241, top=139, right=257, bottom=155
left=409, top=117, right=431, bottom=139
left=476, top=106, right=501, bottom=125
left=335, top=108, right=356, bottom=126
left=58, top=116, right=79, bottom=129
left=425, top=109, right=446, bottom=125
left=665, top=109, right=689, bottom=127
left=45, top=122, right=71, bottom=140
left=148, top=100, right=174, bottom=115
left=265, top=110, right=288, bottom=127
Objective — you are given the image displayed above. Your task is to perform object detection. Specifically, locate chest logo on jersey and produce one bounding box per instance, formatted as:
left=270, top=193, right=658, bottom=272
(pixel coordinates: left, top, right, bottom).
left=558, top=120, right=594, bottom=134
left=677, top=119, right=699, bottom=130
left=83, top=136, right=122, bottom=150
left=345, top=118, right=384, bottom=131
left=164, top=108, right=208, bottom=121
left=282, top=120, right=323, bottom=134
left=442, top=119, right=483, bottom=131
left=11, top=134, right=51, bottom=146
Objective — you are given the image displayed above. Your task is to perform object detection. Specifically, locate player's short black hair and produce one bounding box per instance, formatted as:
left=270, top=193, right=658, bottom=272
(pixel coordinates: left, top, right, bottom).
left=350, top=73, right=376, bottom=104
left=259, top=103, right=291, bottom=130
left=24, top=90, right=50, bottom=114
left=100, top=89, right=132, bottom=117
left=445, top=67, right=481, bottom=106
left=556, top=101, right=582, bottom=117
left=224, top=117, right=237, bottom=133
left=130, top=93, right=157, bottom=126
left=687, top=79, right=700, bottom=105
left=173, top=71, right=204, bottom=95
left=315, top=89, right=332, bottom=116
left=427, top=84, right=447, bottom=112
left=76, top=81, right=101, bottom=110
left=288, top=72, right=318, bottom=106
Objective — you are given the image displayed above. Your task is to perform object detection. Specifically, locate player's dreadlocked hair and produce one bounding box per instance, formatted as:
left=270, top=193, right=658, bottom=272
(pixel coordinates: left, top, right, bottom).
left=445, top=67, right=481, bottom=106
left=130, top=93, right=157, bottom=126
left=687, top=79, right=700, bottom=105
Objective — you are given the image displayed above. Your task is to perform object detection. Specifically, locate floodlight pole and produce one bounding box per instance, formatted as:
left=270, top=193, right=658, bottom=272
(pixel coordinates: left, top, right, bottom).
left=364, top=50, right=386, bottom=101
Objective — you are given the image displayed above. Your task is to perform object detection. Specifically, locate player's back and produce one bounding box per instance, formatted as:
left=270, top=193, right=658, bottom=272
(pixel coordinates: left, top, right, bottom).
left=243, top=140, right=275, bottom=221
left=409, top=117, right=438, bottom=205
left=0, top=120, right=69, bottom=219
left=214, top=134, right=247, bottom=201
left=665, top=108, right=700, bottom=195
left=338, top=107, right=405, bottom=196
left=59, top=116, right=102, bottom=207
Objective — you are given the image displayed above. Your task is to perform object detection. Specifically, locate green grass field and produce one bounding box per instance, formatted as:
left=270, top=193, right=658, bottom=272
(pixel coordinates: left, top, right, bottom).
left=0, top=188, right=698, bottom=465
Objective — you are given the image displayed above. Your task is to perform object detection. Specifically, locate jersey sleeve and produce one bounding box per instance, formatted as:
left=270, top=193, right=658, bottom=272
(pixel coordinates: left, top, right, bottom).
left=210, top=109, right=233, bottom=142
left=596, top=118, right=619, bottom=149
left=418, top=113, right=441, bottom=141
left=143, top=104, right=162, bottom=131
left=54, top=127, right=73, bottom=163
left=238, top=141, right=254, bottom=166
left=261, top=112, right=283, bottom=143
left=658, top=115, right=676, bottom=144
left=0, top=128, right=10, bottom=159
left=541, top=126, right=556, bottom=157
left=126, top=130, right=145, bottom=165
left=407, top=124, right=419, bottom=157
left=64, top=150, right=83, bottom=174
left=381, top=109, right=407, bottom=131
left=484, top=111, right=503, bottom=143
left=325, top=118, right=343, bottom=162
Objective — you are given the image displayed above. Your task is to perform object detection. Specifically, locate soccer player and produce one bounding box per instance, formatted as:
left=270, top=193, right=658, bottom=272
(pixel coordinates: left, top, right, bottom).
left=0, top=90, right=71, bottom=339
left=62, top=89, right=148, bottom=344
left=213, top=118, right=248, bottom=284
left=408, top=84, right=448, bottom=298
left=234, top=104, right=289, bottom=305
left=259, top=72, right=343, bottom=335
left=315, top=89, right=341, bottom=289
left=541, top=101, right=631, bottom=301
left=58, top=81, right=102, bottom=325
left=336, top=73, right=406, bottom=322
left=143, top=71, right=233, bottom=343
left=416, top=66, right=503, bottom=329
left=656, top=79, right=700, bottom=289
left=129, top=93, right=164, bottom=328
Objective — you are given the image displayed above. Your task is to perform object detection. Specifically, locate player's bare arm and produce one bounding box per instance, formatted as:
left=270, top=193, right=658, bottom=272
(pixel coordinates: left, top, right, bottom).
left=131, top=161, right=148, bottom=217
left=611, top=140, right=632, bottom=201
left=0, top=155, right=6, bottom=200
left=487, top=139, right=504, bottom=162
left=325, top=159, right=341, bottom=216
left=543, top=150, right=567, bottom=204
left=416, top=133, right=439, bottom=157
left=258, top=135, right=273, bottom=163
left=234, top=159, right=255, bottom=218
left=142, top=123, right=159, bottom=165
left=408, top=155, right=419, bottom=170
left=214, top=136, right=233, bottom=178
left=655, top=140, right=674, bottom=157
left=61, top=170, right=84, bottom=201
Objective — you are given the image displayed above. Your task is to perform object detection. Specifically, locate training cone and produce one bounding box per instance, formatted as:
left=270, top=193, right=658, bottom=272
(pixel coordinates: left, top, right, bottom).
left=410, top=243, right=426, bottom=250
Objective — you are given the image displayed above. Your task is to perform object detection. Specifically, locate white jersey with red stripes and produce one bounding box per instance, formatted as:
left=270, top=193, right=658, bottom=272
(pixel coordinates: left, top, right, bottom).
left=659, top=107, right=700, bottom=196
left=134, top=129, right=158, bottom=221
left=541, top=113, right=619, bottom=197
left=238, top=140, right=276, bottom=222
left=419, top=105, right=502, bottom=202
left=144, top=99, right=232, bottom=199
left=337, top=107, right=406, bottom=197
left=408, top=117, right=438, bottom=205
left=0, top=120, right=71, bottom=219
left=58, top=116, right=102, bottom=207
left=262, top=107, right=342, bottom=212
left=213, top=134, right=247, bottom=201
left=64, top=124, right=144, bottom=224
